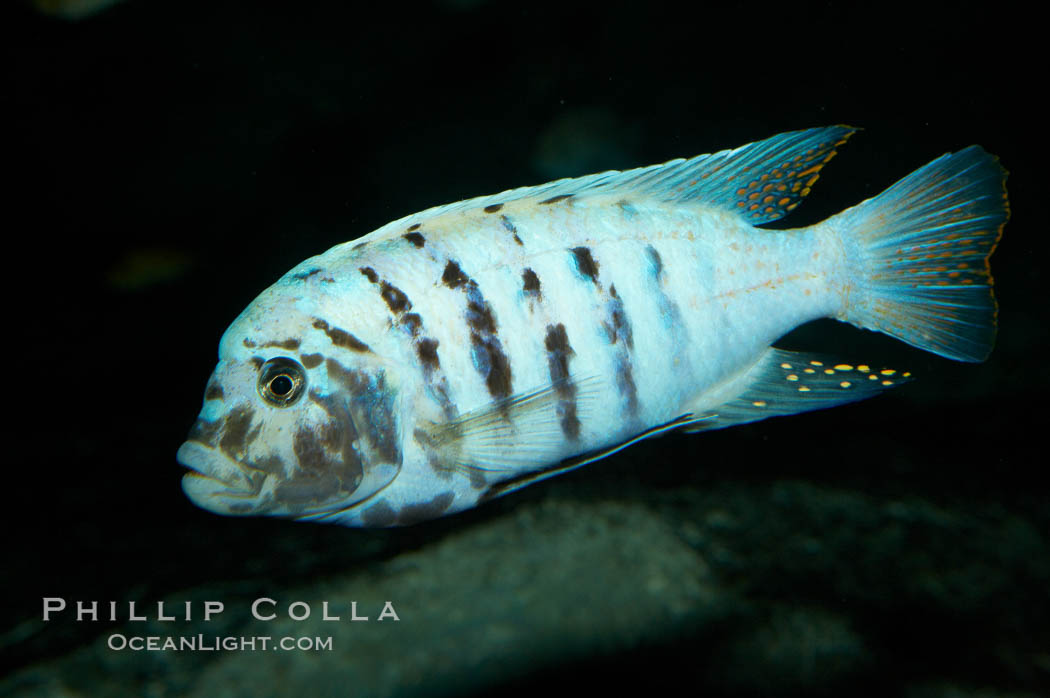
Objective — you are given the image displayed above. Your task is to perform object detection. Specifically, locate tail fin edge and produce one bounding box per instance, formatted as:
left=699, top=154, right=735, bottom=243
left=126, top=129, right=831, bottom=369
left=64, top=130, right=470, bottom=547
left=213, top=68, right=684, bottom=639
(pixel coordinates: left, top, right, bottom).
left=837, top=146, right=1009, bottom=362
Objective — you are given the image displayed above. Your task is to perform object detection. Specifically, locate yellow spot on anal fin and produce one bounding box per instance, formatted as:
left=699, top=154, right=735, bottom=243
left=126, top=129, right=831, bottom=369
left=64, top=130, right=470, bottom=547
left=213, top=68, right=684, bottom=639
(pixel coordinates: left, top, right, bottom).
left=858, top=365, right=870, bottom=372
left=882, top=380, right=894, bottom=386
left=880, top=369, right=897, bottom=376
left=810, top=361, right=824, bottom=366
left=840, top=381, right=851, bottom=388
left=786, top=374, right=799, bottom=381
left=798, top=386, right=811, bottom=392
left=824, top=369, right=835, bottom=375
left=780, top=363, right=792, bottom=369
left=834, top=364, right=853, bottom=371
left=753, top=400, right=767, bottom=407
left=804, top=368, right=816, bottom=374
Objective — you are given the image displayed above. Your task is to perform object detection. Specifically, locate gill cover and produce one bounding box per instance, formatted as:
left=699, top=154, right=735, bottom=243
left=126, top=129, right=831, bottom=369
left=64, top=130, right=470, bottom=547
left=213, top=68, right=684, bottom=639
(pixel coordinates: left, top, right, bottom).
left=294, top=357, right=405, bottom=520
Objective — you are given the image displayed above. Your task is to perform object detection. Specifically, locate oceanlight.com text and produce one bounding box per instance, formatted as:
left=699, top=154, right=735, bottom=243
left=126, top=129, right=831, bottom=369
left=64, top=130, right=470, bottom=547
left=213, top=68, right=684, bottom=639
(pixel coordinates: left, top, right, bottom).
left=106, top=634, right=333, bottom=652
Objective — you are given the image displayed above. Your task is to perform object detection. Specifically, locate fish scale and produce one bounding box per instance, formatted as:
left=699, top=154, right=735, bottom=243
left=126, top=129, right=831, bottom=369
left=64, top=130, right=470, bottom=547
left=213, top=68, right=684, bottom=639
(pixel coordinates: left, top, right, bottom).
left=177, top=126, right=1008, bottom=527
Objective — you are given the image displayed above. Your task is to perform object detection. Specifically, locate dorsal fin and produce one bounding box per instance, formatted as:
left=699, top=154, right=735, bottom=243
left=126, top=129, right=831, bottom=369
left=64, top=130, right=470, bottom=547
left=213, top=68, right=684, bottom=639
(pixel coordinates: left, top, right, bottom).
left=654, top=125, right=858, bottom=223
left=364, top=126, right=858, bottom=242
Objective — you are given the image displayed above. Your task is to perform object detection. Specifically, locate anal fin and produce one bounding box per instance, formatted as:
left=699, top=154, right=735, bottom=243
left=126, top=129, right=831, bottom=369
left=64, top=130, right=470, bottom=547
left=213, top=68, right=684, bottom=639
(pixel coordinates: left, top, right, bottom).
left=680, top=348, right=911, bottom=433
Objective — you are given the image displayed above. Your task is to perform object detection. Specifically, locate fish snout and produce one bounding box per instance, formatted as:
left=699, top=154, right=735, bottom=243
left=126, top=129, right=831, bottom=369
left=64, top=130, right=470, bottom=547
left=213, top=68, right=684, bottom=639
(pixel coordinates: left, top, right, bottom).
left=177, top=440, right=271, bottom=514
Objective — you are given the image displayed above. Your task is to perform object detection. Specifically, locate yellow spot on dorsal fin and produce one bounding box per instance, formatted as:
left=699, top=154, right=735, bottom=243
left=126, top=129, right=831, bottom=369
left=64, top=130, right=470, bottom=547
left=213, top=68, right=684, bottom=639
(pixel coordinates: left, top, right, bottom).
left=810, top=360, right=824, bottom=366
left=834, top=364, right=853, bottom=371
left=858, top=365, right=870, bottom=372
left=780, top=363, right=792, bottom=369
left=880, top=369, right=896, bottom=376
left=797, top=164, right=821, bottom=178
left=753, top=400, right=767, bottom=407
left=798, top=385, right=811, bottom=392
left=786, top=374, right=799, bottom=381
left=840, top=381, right=851, bottom=388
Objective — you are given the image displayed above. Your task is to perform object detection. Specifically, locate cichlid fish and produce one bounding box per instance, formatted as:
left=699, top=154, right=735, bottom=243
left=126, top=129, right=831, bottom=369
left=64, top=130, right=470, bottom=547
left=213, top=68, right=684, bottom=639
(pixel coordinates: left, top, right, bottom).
left=177, top=126, right=1008, bottom=527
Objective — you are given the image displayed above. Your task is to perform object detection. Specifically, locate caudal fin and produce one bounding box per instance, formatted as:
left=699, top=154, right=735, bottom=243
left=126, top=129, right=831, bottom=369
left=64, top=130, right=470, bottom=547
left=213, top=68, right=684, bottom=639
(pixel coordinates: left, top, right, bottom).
left=836, top=146, right=1009, bottom=362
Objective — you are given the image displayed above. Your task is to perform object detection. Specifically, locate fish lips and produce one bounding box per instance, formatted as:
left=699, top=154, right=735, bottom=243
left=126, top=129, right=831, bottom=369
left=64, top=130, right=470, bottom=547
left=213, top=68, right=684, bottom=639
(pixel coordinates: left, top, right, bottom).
left=177, top=441, right=262, bottom=513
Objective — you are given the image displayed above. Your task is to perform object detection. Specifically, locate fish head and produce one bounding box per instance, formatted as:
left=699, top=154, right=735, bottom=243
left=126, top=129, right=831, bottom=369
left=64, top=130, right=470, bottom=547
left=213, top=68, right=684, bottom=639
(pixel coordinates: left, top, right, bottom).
left=177, top=292, right=403, bottom=521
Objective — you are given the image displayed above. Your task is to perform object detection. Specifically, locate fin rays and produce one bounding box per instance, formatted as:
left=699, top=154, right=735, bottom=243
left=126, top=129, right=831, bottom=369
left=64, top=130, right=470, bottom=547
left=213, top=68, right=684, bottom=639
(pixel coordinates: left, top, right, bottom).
left=681, top=348, right=911, bottom=433
left=837, top=145, right=1008, bottom=362
left=418, top=376, right=606, bottom=474
left=362, top=126, right=858, bottom=245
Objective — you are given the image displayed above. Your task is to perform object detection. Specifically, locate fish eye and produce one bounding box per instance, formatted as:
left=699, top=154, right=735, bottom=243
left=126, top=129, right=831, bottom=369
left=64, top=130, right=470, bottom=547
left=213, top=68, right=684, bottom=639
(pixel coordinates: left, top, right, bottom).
left=257, top=357, right=306, bottom=407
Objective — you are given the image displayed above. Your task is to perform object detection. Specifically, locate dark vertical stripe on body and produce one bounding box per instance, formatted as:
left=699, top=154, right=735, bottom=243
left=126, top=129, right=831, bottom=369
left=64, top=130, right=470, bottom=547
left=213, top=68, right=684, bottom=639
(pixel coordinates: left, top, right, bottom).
left=360, top=264, right=455, bottom=419
left=442, top=260, right=468, bottom=289
left=563, top=246, right=640, bottom=420
left=570, top=246, right=600, bottom=284
left=543, top=323, right=580, bottom=440
left=522, top=268, right=541, bottom=298
left=401, top=313, right=422, bottom=336
left=500, top=215, right=523, bottom=245
left=645, top=243, right=689, bottom=375
left=605, top=285, right=639, bottom=417
left=379, top=281, right=411, bottom=313
left=645, top=245, right=663, bottom=276
left=442, top=258, right=513, bottom=401
left=417, top=338, right=441, bottom=371
left=604, top=285, right=634, bottom=350
left=645, top=244, right=682, bottom=329
left=403, top=231, right=426, bottom=247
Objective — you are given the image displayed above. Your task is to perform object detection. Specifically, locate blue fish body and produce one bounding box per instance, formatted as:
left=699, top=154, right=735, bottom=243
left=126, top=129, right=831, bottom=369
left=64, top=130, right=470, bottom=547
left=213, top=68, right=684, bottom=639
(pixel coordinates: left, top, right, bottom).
left=177, top=127, right=1008, bottom=526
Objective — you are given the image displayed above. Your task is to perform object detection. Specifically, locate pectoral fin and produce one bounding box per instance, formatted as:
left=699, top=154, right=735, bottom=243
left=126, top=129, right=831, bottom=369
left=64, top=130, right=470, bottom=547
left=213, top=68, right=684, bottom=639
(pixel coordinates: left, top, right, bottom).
left=480, top=413, right=714, bottom=501
left=417, top=375, right=606, bottom=475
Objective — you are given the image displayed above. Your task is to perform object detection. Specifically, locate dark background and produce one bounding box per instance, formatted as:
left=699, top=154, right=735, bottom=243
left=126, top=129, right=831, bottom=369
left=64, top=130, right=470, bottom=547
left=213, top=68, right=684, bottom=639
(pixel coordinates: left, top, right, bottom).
left=3, top=0, right=1046, bottom=695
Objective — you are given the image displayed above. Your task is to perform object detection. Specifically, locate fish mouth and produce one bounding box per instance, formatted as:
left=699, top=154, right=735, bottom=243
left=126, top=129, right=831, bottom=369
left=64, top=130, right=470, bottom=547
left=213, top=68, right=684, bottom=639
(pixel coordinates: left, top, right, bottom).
left=177, top=441, right=262, bottom=512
